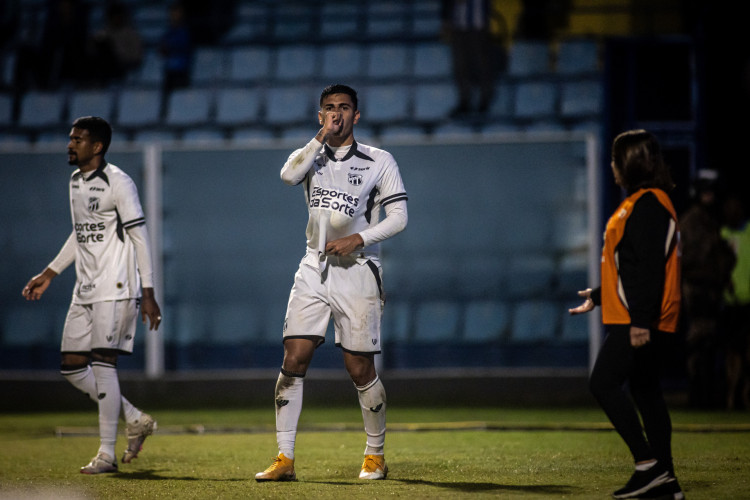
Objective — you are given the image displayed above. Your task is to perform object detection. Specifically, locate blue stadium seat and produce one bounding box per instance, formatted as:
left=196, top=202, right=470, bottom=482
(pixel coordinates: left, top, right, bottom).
left=413, top=300, right=462, bottom=341
left=0, top=133, right=32, bottom=147
left=321, top=44, right=364, bottom=81
left=413, top=83, right=456, bottom=122
left=274, top=44, right=318, bottom=81
left=508, top=41, right=551, bottom=77
left=366, top=44, right=410, bottom=79
left=222, top=3, right=270, bottom=43
left=366, top=2, right=408, bottom=38
left=556, top=39, right=600, bottom=75
left=413, top=42, right=452, bottom=79
left=321, top=2, right=360, bottom=38
left=510, top=300, right=559, bottom=342
left=514, top=81, right=557, bottom=120
left=165, top=88, right=212, bottom=127
left=215, top=88, right=261, bottom=126
left=361, top=84, right=410, bottom=123
left=560, top=80, right=602, bottom=118
left=273, top=4, right=315, bottom=42
left=265, top=86, right=315, bottom=126
left=19, top=91, right=65, bottom=129
left=412, top=0, right=442, bottom=37
left=67, top=90, right=115, bottom=124
left=35, top=131, right=69, bottom=148
left=229, top=47, right=271, bottom=82
left=463, top=300, right=509, bottom=342
left=190, top=47, right=227, bottom=86
left=117, top=89, right=162, bottom=128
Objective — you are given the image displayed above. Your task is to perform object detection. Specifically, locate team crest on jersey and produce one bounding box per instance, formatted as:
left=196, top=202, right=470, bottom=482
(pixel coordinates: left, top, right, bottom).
left=88, top=197, right=100, bottom=211
left=348, top=173, right=363, bottom=186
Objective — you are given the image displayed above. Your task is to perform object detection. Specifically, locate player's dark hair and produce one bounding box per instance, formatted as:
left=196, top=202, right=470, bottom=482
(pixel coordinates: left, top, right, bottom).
left=611, top=129, right=674, bottom=193
left=320, top=84, right=358, bottom=110
left=72, top=116, right=112, bottom=155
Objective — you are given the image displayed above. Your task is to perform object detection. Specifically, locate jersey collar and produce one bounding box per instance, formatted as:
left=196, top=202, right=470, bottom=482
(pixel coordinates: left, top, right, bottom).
left=323, top=141, right=374, bottom=163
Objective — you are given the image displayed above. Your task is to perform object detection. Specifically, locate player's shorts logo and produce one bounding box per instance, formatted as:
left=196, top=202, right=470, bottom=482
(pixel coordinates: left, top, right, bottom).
left=88, top=197, right=100, bottom=211
left=348, top=173, right=362, bottom=186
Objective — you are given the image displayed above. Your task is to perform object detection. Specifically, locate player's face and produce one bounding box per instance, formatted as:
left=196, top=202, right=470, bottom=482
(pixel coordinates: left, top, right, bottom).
left=319, top=93, right=359, bottom=145
left=67, top=127, right=101, bottom=169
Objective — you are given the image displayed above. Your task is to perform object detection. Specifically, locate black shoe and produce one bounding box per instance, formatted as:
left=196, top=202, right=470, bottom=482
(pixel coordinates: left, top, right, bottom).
left=636, top=477, right=684, bottom=499
left=612, top=462, right=670, bottom=499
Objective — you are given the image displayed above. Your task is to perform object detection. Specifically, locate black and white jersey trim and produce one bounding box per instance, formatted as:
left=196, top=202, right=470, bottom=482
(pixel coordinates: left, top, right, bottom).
left=122, top=217, right=146, bottom=229
left=381, top=192, right=408, bottom=206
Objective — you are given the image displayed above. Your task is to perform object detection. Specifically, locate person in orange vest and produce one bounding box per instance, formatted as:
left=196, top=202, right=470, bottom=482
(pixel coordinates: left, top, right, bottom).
left=570, top=130, right=684, bottom=499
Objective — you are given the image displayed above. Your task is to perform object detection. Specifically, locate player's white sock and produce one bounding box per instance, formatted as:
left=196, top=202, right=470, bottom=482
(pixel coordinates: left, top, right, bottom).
left=356, top=375, right=386, bottom=455
left=92, top=361, right=121, bottom=459
left=61, top=363, right=139, bottom=423
left=275, top=370, right=304, bottom=460
left=120, top=396, right=142, bottom=425
left=61, top=364, right=97, bottom=403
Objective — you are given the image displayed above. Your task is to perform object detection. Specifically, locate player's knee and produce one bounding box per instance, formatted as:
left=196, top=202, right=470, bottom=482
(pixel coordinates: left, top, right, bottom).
left=91, top=349, right=118, bottom=365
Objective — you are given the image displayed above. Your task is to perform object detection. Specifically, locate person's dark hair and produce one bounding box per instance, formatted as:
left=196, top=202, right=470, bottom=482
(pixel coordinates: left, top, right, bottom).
left=320, top=84, right=358, bottom=110
left=72, top=116, right=112, bottom=155
left=611, top=129, right=674, bottom=193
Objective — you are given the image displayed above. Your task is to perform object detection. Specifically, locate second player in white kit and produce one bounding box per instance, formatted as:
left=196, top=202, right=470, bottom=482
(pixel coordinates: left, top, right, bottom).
left=256, top=84, right=408, bottom=482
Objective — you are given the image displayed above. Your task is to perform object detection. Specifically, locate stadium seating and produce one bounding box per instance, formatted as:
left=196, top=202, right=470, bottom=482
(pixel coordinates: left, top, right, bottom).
left=321, top=43, right=365, bottom=81
left=228, top=46, right=271, bottom=83
left=413, top=83, right=456, bottom=122
left=366, top=43, right=411, bottom=80
left=510, top=300, right=560, bottom=342
left=274, top=44, right=319, bottom=82
left=18, top=91, right=64, bottom=129
left=116, top=89, right=162, bottom=129
left=463, top=300, right=509, bottom=342
left=556, top=38, right=600, bottom=75
left=215, top=88, right=261, bottom=126
left=413, top=300, right=462, bottom=342
left=362, top=84, right=411, bottom=123
left=508, top=40, right=551, bottom=77
left=165, top=88, right=213, bottom=128
left=191, top=47, right=227, bottom=86
left=67, top=90, right=115, bottom=124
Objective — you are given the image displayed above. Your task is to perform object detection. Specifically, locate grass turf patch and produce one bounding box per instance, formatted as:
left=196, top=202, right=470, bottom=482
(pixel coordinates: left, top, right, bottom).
left=0, top=407, right=748, bottom=499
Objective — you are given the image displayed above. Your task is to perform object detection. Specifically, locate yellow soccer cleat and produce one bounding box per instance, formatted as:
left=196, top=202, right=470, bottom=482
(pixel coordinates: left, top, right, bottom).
left=359, top=454, right=388, bottom=480
left=255, top=453, right=296, bottom=482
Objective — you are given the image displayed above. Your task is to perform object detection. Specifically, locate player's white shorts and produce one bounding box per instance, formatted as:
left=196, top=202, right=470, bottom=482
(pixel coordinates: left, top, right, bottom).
left=283, top=254, right=384, bottom=354
left=61, top=299, right=138, bottom=354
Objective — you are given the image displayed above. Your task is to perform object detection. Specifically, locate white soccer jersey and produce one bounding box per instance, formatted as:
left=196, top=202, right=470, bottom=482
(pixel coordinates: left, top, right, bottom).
left=66, top=163, right=146, bottom=304
left=282, top=140, right=408, bottom=259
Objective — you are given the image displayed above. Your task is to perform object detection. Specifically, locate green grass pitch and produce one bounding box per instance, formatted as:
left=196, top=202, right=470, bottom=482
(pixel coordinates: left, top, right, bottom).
left=0, top=406, right=748, bottom=499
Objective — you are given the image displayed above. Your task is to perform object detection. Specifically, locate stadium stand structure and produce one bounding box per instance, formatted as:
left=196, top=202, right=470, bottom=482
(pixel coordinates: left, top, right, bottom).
left=0, top=0, right=604, bottom=144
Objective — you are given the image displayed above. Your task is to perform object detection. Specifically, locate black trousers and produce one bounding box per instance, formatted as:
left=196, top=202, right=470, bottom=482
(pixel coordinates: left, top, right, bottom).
left=589, top=325, right=674, bottom=474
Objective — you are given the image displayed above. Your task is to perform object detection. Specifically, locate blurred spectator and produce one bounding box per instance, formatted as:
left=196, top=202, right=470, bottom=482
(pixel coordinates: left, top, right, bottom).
left=720, top=193, right=750, bottom=409
left=679, top=169, right=736, bottom=408
left=441, top=0, right=506, bottom=117
left=160, top=3, right=192, bottom=94
left=88, top=2, right=144, bottom=86
left=13, top=0, right=89, bottom=90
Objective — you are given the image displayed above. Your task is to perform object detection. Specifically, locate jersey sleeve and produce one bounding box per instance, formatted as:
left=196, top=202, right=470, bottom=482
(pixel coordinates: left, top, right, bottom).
left=112, top=171, right=146, bottom=229
left=48, top=231, right=77, bottom=274
left=280, top=138, right=322, bottom=186
left=377, top=152, right=408, bottom=206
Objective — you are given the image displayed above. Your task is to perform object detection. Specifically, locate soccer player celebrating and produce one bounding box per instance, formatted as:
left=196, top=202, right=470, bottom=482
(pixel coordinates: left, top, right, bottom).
left=22, top=116, right=160, bottom=474
left=255, top=84, right=408, bottom=482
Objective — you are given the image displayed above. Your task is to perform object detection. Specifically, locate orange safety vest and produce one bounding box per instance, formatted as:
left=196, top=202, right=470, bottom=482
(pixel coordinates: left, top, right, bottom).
left=600, top=188, right=681, bottom=332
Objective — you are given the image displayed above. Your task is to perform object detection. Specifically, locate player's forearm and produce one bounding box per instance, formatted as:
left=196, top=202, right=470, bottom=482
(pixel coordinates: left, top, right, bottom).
left=48, top=232, right=77, bottom=274
left=359, top=201, right=408, bottom=247
left=126, top=224, right=155, bottom=288
left=280, top=138, right=322, bottom=185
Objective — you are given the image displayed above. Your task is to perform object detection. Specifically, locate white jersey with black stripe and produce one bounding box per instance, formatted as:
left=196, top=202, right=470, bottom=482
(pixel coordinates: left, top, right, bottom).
left=286, top=140, right=408, bottom=258
left=68, top=162, right=144, bottom=304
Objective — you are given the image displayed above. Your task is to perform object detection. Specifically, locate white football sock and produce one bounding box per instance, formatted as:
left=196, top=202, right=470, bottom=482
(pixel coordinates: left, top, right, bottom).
left=92, top=361, right=121, bottom=459
left=356, top=375, right=386, bottom=455
left=120, top=396, right=142, bottom=425
left=275, top=371, right=304, bottom=460
left=62, top=363, right=139, bottom=424
left=61, top=364, right=98, bottom=403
